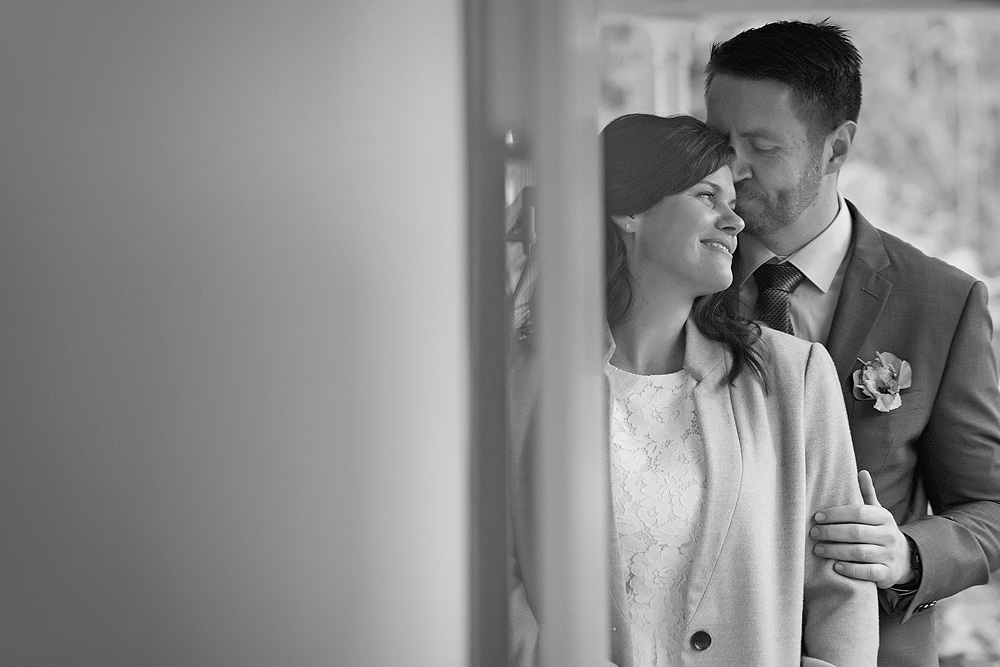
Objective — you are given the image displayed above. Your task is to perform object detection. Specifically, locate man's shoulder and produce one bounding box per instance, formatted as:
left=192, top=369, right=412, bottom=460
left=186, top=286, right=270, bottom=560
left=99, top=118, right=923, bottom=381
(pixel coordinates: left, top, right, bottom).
left=850, top=206, right=979, bottom=291
left=877, top=229, right=973, bottom=280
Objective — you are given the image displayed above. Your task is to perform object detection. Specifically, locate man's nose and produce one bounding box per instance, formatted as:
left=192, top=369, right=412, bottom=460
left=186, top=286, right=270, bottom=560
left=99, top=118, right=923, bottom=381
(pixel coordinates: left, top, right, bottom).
left=730, top=148, right=752, bottom=182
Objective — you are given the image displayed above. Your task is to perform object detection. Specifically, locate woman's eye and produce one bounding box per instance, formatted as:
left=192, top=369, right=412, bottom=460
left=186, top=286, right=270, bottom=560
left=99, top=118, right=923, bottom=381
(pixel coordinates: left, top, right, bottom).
left=754, top=144, right=778, bottom=155
left=698, top=191, right=715, bottom=201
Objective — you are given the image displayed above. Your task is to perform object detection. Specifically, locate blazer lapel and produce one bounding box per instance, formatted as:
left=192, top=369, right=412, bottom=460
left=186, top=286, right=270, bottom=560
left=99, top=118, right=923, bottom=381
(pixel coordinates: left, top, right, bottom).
left=825, top=202, right=893, bottom=385
left=682, top=319, right=744, bottom=626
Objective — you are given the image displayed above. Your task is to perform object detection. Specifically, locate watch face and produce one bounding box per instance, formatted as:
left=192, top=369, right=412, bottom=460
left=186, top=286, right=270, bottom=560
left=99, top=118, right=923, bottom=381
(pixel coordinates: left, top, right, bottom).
left=907, top=537, right=921, bottom=582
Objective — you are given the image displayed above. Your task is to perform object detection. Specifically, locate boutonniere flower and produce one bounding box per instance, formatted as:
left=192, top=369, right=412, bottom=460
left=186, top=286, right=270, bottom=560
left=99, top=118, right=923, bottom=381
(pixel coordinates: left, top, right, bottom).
left=853, top=352, right=912, bottom=413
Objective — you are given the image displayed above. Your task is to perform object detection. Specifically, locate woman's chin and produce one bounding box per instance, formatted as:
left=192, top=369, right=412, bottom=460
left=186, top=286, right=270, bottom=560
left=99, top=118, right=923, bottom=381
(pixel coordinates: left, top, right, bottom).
left=693, top=272, right=734, bottom=298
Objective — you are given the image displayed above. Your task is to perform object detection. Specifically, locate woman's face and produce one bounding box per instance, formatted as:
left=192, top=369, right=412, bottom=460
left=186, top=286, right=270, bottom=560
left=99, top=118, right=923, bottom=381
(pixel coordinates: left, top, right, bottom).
left=629, top=165, right=744, bottom=299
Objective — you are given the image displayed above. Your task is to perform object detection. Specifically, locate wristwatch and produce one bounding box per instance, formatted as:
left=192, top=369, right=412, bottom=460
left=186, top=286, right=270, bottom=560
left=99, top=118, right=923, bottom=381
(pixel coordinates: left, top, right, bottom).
left=891, top=536, right=922, bottom=593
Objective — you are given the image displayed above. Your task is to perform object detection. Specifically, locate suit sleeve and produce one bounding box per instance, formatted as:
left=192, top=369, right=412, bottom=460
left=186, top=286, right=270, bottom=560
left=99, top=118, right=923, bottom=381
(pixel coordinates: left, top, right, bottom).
left=900, top=279, right=1000, bottom=619
left=801, top=343, right=880, bottom=667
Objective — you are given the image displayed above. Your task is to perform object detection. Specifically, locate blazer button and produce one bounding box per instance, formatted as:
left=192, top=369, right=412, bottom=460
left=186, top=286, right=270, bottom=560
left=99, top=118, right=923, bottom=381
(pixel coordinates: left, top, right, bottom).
left=690, top=630, right=712, bottom=651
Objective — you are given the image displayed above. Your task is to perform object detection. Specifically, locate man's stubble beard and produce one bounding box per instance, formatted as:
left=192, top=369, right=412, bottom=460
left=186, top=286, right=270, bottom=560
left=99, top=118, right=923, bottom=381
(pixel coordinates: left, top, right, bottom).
left=736, top=156, right=825, bottom=238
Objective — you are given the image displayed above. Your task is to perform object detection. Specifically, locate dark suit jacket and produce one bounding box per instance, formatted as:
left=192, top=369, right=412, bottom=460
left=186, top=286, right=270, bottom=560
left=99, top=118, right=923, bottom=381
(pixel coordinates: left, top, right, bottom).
left=750, top=201, right=1000, bottom=667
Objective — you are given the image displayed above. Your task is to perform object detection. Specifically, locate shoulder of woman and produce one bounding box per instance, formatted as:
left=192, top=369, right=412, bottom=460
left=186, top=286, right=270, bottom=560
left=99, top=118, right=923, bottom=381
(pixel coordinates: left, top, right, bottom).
left=752, top=327, right=840, bottom=388
left=756, top=326, right=816, bottom=362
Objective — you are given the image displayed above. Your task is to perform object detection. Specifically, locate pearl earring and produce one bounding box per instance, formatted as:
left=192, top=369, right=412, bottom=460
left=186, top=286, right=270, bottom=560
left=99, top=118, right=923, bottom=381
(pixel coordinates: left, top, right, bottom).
left=625, top=223, right=633, bottom=232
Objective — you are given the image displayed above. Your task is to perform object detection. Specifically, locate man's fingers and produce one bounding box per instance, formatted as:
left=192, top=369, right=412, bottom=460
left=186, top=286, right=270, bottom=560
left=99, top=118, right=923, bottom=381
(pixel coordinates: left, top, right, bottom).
left=814, top=541, right=888, bottom=563
left=858, top=469, right=881, bottom=507
left=831, top=560, right=891, bottom=587
left=811, top=522, right=886, bottom=545
left=814, top=504, right=885, bottom=525
left=813, top=472, right=883, bottom=524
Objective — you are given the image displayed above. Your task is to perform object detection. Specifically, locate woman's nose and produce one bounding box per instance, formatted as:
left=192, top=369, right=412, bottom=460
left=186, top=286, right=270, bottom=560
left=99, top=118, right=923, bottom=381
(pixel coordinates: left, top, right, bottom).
left=719, top=206, right=744, bottom=233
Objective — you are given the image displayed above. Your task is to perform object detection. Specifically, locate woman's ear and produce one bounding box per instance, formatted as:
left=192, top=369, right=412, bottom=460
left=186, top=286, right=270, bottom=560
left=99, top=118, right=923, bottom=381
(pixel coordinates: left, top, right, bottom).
left=610, top=214, right=638, bottom=234
left=824, top=120, right=856, bottom=175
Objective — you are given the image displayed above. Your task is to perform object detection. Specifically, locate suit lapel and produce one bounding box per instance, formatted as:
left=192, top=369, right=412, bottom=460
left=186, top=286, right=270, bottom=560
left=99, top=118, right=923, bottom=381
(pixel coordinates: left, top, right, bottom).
left=682, top=320, right=743, bottom=626
left=825, top=203, right=893, bottom=384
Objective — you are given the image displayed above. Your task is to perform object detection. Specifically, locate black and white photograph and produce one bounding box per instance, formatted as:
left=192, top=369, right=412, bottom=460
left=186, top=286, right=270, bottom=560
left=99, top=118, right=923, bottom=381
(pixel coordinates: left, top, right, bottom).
left=3, top=1, right=1000, bottom=666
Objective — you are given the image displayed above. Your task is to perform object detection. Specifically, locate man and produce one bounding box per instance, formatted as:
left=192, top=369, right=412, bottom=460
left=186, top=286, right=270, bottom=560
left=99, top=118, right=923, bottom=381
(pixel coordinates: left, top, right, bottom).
left=704, top=20, right=1000, bottom=667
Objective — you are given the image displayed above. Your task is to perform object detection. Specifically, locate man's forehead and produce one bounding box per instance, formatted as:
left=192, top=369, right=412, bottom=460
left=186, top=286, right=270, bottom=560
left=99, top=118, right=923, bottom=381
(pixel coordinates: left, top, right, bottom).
left=705, top=78, right=808, bottom=138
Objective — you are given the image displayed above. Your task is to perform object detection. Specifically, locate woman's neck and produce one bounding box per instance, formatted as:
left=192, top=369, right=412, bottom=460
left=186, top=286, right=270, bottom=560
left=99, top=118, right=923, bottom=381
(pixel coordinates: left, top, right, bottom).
left=609, top=286, right=692, bottom=376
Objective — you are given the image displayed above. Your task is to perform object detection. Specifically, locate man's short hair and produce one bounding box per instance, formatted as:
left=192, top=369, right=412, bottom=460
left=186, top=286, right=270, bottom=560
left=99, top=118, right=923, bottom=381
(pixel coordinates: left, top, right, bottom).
left=705, top=20, right=862, bottom=139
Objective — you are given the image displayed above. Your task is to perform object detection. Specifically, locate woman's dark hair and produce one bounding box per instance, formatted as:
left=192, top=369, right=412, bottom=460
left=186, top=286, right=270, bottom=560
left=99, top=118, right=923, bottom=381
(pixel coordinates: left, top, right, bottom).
left=602, top=113, right=764, bottom=384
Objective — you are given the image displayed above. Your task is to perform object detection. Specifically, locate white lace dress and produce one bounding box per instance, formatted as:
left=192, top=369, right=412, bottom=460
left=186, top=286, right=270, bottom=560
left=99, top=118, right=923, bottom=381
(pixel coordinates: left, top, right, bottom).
left=605, top=362, right=706, bottom=667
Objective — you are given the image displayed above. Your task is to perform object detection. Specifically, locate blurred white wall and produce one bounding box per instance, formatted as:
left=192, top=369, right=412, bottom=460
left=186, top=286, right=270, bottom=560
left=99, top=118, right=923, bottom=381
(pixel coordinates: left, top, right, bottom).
left=0, top=1, right=468, bottom=665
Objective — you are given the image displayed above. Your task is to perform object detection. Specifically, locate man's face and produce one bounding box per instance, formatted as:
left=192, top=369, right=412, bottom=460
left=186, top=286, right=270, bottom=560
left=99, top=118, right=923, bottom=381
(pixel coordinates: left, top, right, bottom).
left=705, top=74, right=826, bottom=237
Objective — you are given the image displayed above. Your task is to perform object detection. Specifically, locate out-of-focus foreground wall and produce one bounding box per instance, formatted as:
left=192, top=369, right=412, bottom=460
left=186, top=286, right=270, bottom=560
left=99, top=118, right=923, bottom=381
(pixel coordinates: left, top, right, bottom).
left=0, top=2, right=468, bottom=665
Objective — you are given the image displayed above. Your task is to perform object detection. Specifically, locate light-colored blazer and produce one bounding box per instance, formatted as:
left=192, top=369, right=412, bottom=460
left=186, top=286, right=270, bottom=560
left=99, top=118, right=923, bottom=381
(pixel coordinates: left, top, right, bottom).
left=508, top=319, right=878, bottom=667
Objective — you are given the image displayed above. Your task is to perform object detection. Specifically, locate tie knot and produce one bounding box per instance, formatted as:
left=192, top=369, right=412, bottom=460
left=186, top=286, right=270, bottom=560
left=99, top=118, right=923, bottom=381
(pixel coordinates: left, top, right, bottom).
left=754, top=262, right=806, bottom=294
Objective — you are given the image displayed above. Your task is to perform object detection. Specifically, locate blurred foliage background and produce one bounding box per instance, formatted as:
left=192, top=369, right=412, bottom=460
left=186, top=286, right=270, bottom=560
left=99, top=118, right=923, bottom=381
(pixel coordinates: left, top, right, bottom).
left=596, top=11, right=1000, bottom=665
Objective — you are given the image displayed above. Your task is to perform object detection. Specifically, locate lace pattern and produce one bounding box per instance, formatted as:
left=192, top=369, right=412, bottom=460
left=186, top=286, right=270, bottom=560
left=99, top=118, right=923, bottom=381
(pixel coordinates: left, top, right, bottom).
left=606, top=363, right=706, bottom=667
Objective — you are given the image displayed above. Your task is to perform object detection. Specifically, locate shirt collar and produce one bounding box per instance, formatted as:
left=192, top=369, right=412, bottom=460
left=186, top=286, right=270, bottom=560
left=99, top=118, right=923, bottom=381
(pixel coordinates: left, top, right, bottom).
left=736, top=192, right=853, bottom=293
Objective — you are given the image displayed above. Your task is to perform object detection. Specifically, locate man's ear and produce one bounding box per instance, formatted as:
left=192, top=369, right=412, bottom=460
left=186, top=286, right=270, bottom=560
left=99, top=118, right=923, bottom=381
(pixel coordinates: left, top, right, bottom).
left=610, top=214, right=638, bottom=234
left=825, top=120, right=857, bottom=174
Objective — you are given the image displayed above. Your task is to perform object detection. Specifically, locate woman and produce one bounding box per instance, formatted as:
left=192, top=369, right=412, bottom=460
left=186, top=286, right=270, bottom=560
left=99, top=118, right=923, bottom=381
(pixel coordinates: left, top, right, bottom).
left=507, top=114, right=878, bottom=666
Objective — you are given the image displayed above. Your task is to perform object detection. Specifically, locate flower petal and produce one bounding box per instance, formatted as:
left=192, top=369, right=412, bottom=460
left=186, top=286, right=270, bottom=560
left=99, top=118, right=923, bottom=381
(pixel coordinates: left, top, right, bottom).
left=878, top=351, right=902, bottom=368
left=875, top=392, right=902, bottom=412
left=898, top=360, right=912, bottom=389
left=852, top=370, right=871, bottom=400
left=864, top=378, right=882, bottom=396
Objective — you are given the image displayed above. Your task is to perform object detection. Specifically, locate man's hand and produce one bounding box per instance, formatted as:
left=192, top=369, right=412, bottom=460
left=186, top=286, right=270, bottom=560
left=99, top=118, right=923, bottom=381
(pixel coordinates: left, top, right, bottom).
left=811, top=470, right=914, bottom=589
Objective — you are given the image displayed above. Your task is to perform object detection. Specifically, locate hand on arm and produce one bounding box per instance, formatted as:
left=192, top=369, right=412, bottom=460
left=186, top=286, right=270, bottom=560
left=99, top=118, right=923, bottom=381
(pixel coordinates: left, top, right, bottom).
left=811, top=470, right=915, bottom=589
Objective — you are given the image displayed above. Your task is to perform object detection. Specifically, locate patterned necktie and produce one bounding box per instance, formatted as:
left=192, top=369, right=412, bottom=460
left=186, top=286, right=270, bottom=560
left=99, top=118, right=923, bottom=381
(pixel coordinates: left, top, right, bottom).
left=754, top=262, right=806, bottom=335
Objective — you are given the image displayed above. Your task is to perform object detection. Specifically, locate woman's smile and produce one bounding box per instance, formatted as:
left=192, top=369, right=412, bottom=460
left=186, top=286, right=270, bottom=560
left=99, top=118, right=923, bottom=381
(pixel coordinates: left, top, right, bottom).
left=702, top=237, right=737, bottom=257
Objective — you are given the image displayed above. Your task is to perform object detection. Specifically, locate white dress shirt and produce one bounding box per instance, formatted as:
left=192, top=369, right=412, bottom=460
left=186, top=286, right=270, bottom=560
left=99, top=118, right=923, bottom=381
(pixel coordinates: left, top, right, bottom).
left=736, top=193, right=854, bottom=345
